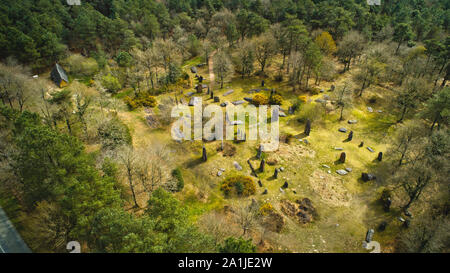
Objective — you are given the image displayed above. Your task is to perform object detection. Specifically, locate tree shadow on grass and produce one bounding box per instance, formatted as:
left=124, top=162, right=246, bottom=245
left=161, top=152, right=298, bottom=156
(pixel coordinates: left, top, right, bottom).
left=184, top=157, right=204, bottom=168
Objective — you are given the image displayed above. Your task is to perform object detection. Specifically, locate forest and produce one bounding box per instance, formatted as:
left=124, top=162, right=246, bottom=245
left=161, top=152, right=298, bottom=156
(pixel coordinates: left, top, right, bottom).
left=0, top=0, right=449, bottom=253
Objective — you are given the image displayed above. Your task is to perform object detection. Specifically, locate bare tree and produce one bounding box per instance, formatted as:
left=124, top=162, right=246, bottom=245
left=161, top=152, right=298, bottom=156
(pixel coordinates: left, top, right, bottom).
left=117, top=146, right=139, bottom=208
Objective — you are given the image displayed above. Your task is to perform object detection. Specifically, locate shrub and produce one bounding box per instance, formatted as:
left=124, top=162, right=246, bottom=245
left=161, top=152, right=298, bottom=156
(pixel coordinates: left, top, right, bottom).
left=298, top=95, right=307, bottom=103
left=98, top=118, right=132, bottom=150
left=269, top=94, right=283, bottom=105
left=307, top=87, right=320, bottom=95
left=171, top=168, right=184, bottom=192
left=63, top=54, right=99, bottom=77
left=102, top=74, right=121, bottom=93
left=280, top=133, right=294, bottom=144
left=274, top=74, right=283, bottom=82
left=217, top=142, right=236, bottom=157
left=219, top=237, right=256, bottom=253
left=124, top=93, right=157, bottom=110
left=259, top=202, right=274, bottom=216
left=115, top=51, right=133, bottom=67
left=220, top=175, right=256, bottom=197
left=252, top=94, right=268, bottom=106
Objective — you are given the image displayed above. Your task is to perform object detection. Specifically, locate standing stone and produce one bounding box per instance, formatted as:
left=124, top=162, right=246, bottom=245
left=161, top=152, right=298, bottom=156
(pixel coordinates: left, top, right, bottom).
left=273, top=168, right=279, bottom=179
left=207, top=86, right=210, bottom=94
left=214, top=96, right=220, bottom=102
left=348, top=131, right=353, bottom=141
left=261, top=80, right=265, bottom=87
left=377, top=152, right=383, bottom=162
left=359, top=141, right=364, bottom=147
left=305, top=119, right=311, bottom=136
left=210, top=91, right=214, bottom=99
left=258, top=180, right=263, bottom=187
left=257, top=145, right=262, bottom=159
left=198, top=75, right=203, bottom=83
left=262, top=189, right=268, bottom=195
left=259, top=159, right=265, bottom=172
left=202, top=146, right=207, bottom=162
left=339, top=152, right=346, bottom=163
left=282, top=181, right=289, bottom=189
left=383, top=198, right=392, bottom=212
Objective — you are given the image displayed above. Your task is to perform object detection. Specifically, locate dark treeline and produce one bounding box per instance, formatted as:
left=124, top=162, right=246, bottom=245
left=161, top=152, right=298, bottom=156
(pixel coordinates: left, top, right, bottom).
left=0, top=0, right=448, bottom=71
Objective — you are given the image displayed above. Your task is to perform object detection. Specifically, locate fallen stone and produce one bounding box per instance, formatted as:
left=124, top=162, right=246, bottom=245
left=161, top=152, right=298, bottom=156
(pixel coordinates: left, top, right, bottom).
left=322, top=164, right=331, bottom=169
left=233, top=161, right=242, bottom=171
left=279, top=188, right=285, bottom=193
left=220, top=102, right=229, bottom=107
left=244, top=97, right=253, bottom=102
left=348, top=120, right=358, bottom=124
left=367, top=107, right=373, bottom=113
left=336, top=169, right=348, bottom=175
left=279, top=167, right=285, bottom=172
left=190, top=66, right=197, bottom=73
left=338, top=127, right=348, bottom=133
left=232, top=100, right=245, bottom=105
left=367, top=147, right=375, bottom=153
left=334, top=147, right=344, bottom=151
left=217, top=170, right=223, bottom=177
left=223, top=89, right=234, bottom=96
left=279, top=112, right=287, bottom=117
left=315, top=98, right=326, bottom=103
left=186, top=92, right=195, bottom=97
left=345, top=167, right=352, bottom=172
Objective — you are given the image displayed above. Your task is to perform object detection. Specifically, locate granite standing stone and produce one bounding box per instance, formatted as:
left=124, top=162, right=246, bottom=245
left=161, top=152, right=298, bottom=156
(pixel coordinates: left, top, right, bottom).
left=202, top=146, right=207, bottom=162
left=377, top=152, right=383, bottom=161
left=305, top=119, right=311, bottom=136
left=259, top=159, right=265, bottom=172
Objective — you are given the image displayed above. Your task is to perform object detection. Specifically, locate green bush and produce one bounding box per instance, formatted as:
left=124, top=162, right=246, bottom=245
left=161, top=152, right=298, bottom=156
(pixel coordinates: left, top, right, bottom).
left=124, top=93, right=157, bottom=110
left=62, top=54, right=99, bottom=77
left=219, top=237, right=256, bottom=253
left=97, top=118, right=132, bottom=150
left=171, top=168, right=184, bottom=192
left=102, top=74, right=121, bottom=93
left=269, top=94, right=283, bottom=105
left=220, top=175, right=256, bottom=197
left=252, top=94, right=268, bottom=106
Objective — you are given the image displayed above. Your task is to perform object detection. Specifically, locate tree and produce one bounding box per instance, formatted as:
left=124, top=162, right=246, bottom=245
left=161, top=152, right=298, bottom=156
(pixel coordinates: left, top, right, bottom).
left=101, top=74, right=121, bottom=94
left=398, top=215, right=449, bottom=253
left=394, top=23, right=414, bottom=54
left=234, top=41, right=255, bottom=78
left=395, top=78, right=431, bottom=123
left=354, top=57, right=386, bottom=97
left=421, top=88, right=450, bottom=132
left=389, top=121, right=427, bottom=168
left=254, top=32, right=277, bottom=74
left=219, top=237, right=256, bottom=253
left=337, top=31, right=366, bottom=72
left=314, top=31, right=337, bottom=56
left=333, top=83, right=353, bottom=121
left=213, top=50, right=233, bottom=89
left=117, top=146, right=140, bottom=208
